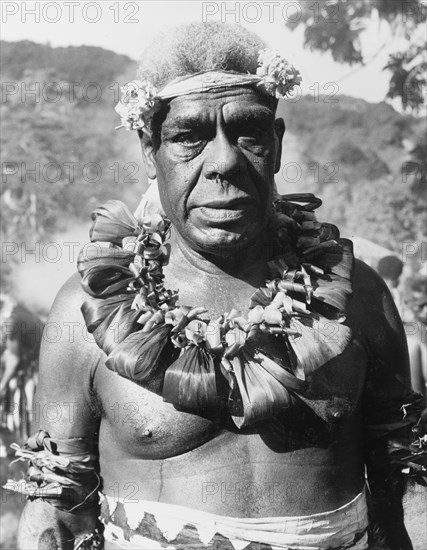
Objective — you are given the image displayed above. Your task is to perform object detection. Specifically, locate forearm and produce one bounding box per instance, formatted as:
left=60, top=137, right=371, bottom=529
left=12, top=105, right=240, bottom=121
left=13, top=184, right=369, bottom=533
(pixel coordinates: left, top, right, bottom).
left=366, top=464, right=412, bottom=550
left=18, top=500, right=99, bottom=550
left=364, top=399, right=424, bottom=550
left=8, top=430, right=102, bottom=549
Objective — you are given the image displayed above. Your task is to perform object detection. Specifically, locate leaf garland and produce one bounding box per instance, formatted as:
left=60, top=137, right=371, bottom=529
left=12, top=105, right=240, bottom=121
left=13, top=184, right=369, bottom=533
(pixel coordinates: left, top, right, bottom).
left=77, top=194, right=354, bottom=428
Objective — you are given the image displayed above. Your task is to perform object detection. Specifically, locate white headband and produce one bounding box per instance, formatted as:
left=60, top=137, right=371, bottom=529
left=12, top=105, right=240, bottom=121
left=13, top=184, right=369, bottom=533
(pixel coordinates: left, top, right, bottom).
left=115, top=49, right=302, bottom=132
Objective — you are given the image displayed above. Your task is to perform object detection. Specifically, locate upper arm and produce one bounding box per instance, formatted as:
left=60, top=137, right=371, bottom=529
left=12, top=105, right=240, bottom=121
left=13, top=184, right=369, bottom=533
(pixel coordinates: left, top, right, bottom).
left=349, top=261, right=419, bottom=548
left=34, top=273, right=104, bottom=439
left=349, top=259, right=412, bottom=409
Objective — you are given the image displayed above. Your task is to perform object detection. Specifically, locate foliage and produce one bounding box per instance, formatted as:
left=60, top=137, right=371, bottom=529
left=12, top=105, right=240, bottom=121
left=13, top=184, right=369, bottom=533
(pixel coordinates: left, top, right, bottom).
left=284, top=0, right=426, bottom=250
left=386, top=43, right=427, bottom=111
left=287, top=0, right=427, bottom=112
left=1, top=42, right=142, bottom=287
left=2, top=69, right=117, bottom=239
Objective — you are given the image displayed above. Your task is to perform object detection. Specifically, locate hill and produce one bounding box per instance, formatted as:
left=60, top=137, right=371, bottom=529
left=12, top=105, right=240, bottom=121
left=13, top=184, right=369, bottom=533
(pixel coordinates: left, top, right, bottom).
left=277, top=95, right=426, bottom=251
left=1, top=40, right=141, bottom=283
left=1, top=40, right=132, bottom=88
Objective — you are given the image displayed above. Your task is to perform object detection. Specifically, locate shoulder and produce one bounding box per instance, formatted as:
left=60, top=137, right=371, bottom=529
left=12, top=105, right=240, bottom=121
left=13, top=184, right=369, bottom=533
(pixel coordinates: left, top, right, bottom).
left=42, top=273, right=94, bottom=352
left=36, top=273, right=103, bottom=436
left=48, top=272, right=87, bottom=321
left=351, top=258, right=387, bottom=298
left=347, top=258, right=411, bottom=393
left=349, top=258, right=402, bottom=332
left=43, top=271, right=105, bottom=362
left=38, top=273, right=105, bottom=403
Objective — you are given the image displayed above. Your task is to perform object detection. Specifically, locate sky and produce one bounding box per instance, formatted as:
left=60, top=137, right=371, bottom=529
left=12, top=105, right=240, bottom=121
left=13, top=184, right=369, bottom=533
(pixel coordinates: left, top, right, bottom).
left=1, top=0, right=409, bottom=103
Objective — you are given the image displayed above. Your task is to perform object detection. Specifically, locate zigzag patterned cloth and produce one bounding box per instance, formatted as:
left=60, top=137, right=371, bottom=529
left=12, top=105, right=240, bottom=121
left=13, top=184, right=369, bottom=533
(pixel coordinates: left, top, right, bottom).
left=100, top=490, right=369, bottom=550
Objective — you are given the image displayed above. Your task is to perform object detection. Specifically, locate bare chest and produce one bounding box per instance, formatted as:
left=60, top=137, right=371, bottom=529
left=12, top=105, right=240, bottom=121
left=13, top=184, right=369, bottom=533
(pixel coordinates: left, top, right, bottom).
left=94, top=336, right=368, bottom=460
left=162, top=259, right=268, bottom=317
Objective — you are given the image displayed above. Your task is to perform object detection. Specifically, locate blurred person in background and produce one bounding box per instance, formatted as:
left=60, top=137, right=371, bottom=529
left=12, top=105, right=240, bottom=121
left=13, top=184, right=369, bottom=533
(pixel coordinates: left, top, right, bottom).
left=404, top=277, right=427, bottom=402
left=377, top=257, right=427, bottom=402
left=0, top=292, right=43, bottom=442
left=377, top=256, right=404, bottom=314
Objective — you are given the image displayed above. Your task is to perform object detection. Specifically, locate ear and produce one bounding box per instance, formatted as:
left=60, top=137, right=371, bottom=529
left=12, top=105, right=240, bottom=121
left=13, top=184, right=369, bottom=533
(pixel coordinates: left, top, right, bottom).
left=273, top=118, right=285, bottom=174
left=138, top=130, right=157, bottom=180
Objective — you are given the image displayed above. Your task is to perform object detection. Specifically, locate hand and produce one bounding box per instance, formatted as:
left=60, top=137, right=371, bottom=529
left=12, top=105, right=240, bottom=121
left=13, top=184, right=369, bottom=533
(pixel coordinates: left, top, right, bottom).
left=412, top=408, right=427, bottom=439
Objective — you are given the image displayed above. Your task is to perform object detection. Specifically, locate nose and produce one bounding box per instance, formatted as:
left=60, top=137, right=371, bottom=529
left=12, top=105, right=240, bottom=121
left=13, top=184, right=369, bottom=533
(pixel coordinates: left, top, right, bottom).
left=203, top=129, right=244, bottom=186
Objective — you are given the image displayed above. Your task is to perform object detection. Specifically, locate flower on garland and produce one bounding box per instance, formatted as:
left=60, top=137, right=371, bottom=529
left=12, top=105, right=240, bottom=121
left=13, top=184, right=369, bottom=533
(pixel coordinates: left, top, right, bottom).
left=114, top=80, right=159, bottom=131
left=256, top=49, right=302, bottom=98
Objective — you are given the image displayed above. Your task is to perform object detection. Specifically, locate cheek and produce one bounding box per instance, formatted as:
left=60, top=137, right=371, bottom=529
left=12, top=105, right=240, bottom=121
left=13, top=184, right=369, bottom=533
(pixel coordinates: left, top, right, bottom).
left=258, top=147, right=277, bottom=176
left=155, top=155, right=201, bottom=218
left=244, top=153, right=276, bottom=202
left=240, top=139, right=276, bottom=175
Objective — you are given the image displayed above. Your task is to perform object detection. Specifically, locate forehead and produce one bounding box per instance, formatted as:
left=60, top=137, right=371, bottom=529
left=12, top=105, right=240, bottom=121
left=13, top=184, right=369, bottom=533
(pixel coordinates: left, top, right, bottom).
left=162, top=87, right=276, bottom=126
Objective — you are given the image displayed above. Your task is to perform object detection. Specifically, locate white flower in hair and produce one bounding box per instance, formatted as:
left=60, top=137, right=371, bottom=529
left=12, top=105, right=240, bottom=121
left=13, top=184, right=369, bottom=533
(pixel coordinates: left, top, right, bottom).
left=256, top=49, right=302, bottom=98
left=115, top=80, right=159, bottom=131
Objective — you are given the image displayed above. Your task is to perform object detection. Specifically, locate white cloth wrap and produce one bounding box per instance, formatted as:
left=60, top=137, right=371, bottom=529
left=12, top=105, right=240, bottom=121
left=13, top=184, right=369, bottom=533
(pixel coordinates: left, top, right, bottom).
left=157, top=71, right=263, bottom=100
left=102, top=488, right=369, bottom=550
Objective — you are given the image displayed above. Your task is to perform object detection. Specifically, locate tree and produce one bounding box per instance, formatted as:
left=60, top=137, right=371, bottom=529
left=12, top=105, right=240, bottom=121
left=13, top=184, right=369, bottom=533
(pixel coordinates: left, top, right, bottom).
left=287, top=0, right=427, bottom=112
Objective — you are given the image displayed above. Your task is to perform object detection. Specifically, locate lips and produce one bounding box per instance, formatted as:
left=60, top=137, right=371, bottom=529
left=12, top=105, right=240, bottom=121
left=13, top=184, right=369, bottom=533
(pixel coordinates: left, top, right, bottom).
left=196, top=197, right=254, bottom=209
left=191, top=198, right=256, bottom=224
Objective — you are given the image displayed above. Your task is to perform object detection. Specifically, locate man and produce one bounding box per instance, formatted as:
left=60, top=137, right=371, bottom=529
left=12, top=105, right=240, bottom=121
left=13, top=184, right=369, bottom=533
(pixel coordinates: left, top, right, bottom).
left=13, top=22, right=424, bottom=550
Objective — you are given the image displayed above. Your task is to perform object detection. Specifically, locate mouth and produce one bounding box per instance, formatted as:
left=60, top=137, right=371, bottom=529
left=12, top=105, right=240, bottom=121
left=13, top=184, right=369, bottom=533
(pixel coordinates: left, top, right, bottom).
left=192, top=199, right=256, bottom=224
left=196, top=197, right=255, bottom=210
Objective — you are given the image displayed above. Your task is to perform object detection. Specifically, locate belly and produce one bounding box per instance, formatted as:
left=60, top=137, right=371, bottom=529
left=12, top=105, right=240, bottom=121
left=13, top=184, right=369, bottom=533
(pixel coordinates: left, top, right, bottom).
left=95, top=339, right=368, bottom=516
left=99, top=424, right=365, bottom=517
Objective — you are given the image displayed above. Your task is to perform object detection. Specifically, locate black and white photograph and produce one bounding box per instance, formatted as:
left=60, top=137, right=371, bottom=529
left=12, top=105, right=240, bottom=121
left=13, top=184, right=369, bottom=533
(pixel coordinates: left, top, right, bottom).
left=1, top=1, right=426, bottom=548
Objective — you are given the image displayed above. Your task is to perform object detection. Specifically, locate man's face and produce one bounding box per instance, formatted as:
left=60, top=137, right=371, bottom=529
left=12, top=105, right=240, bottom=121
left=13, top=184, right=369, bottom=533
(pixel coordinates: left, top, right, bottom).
left=151, top=87, right=282, bottom=255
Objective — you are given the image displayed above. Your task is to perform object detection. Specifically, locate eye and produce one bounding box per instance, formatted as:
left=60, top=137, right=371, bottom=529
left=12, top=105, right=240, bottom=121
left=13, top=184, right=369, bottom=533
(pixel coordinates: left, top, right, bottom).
left=173, top=132, right=204, bottom=147
left=236, top=127, right=270, bottom=152
left=240, top=123, right=268, bottom=140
